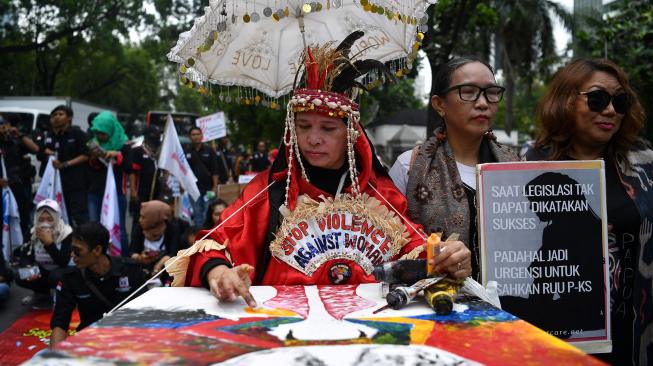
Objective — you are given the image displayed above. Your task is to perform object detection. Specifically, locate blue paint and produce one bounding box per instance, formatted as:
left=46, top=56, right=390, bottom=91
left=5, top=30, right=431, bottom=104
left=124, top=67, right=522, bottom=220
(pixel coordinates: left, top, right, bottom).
left=411, top=298, right=518, bottom=323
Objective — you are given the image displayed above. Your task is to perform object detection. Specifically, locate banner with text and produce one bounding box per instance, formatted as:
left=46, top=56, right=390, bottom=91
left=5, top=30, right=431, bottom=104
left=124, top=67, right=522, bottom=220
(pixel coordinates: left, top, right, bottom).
left=196, top=112, right=226, bottom=142
left=477, top=160, right=610, bottom=353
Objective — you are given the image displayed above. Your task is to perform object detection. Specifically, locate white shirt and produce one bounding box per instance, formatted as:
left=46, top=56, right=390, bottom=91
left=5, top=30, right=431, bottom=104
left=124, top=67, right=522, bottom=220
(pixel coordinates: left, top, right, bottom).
left=389, top=149, right=477, bottom=195
left=456, top=162, right=477, bottom=190
left=388, top=150, right=413, bottom=195
left=34, top=242, right=62, bottom=271
left=144, top=235, right=165, bottom=253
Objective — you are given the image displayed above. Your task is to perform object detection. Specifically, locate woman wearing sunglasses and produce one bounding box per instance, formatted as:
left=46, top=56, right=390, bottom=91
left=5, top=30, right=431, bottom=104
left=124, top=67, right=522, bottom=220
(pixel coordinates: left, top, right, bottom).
left=389, top=57, right=518, bottom=281
left=525, top=58, right=653, bottom=366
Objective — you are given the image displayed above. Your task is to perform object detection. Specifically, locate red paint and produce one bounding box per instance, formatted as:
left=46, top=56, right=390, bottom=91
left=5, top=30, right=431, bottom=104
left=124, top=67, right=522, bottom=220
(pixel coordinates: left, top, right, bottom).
left=264, top=286, right=310, bottom=318
left=318, top=285, right=375, bottom=320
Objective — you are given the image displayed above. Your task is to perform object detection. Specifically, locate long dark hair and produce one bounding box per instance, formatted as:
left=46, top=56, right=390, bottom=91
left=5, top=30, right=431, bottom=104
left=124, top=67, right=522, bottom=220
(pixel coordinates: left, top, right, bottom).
left=203, top=199, right=227, bottom=230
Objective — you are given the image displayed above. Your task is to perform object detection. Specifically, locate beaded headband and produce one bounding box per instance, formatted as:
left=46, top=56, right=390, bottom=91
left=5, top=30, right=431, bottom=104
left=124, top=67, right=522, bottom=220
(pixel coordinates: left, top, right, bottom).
left=282, top=32, right=394, bottom=206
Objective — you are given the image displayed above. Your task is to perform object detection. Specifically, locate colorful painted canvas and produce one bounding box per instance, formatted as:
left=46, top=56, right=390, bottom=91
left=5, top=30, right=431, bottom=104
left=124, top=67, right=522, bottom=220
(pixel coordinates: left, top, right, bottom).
left=24, top=284, right=605, bottom=365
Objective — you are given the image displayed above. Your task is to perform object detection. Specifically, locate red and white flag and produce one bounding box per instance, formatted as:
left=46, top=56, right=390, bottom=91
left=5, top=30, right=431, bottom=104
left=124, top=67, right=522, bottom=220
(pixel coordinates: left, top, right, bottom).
left=100, top=163, right=122, bottom=256
left=2, top=157, right=23, bottom=261
left=158, top=114, right=200, bottom=200
left=33, top=156, right=69, bottom=224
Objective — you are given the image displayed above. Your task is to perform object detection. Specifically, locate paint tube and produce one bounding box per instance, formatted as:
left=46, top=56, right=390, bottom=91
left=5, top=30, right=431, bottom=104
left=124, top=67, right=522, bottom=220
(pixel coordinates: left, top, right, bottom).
left=373, top=259, right=427, bottom=284
left=385, top=276, right=444, bottom=310
left=424, top=278, right=464, bottom=315
left=426, top=232, right=442, bottom=276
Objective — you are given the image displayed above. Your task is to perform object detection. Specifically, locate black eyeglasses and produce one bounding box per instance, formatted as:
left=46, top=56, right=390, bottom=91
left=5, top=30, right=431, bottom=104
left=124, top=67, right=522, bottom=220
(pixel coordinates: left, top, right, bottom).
left=578, top=89, right=629, bottom=115
left=444, top=84, right=505, bottom=103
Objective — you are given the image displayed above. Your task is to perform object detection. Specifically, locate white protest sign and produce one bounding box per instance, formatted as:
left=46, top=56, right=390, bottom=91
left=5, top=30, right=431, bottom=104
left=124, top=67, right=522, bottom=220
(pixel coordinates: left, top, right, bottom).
left=196, top=112, right=226, bottom=142
left=477, top=160, right=610, bottom=354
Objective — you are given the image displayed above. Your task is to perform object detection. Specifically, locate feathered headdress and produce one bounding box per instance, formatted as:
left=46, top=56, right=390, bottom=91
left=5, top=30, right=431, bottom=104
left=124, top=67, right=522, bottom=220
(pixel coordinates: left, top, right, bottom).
left=282, top=31, right=395, bottom=205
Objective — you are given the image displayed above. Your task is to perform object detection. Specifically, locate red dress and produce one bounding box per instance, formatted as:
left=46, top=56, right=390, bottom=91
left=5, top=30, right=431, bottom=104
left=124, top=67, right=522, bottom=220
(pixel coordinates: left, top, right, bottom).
left=180, top=131, right=426, bottom=287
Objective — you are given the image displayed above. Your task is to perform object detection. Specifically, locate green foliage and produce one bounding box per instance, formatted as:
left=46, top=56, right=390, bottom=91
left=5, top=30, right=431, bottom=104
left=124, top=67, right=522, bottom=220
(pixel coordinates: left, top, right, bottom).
left=575, top=0, right=653, bottom=141
left=360, top=77, right=426, bottom=126
left=495, top=0, right=572, bottom=133
left=495, top=80, right=546, bottom=137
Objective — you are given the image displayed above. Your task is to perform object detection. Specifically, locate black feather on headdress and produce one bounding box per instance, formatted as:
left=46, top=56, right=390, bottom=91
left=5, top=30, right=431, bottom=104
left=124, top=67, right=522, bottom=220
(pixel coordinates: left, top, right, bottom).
left=331, top=58, right=396, bottom=94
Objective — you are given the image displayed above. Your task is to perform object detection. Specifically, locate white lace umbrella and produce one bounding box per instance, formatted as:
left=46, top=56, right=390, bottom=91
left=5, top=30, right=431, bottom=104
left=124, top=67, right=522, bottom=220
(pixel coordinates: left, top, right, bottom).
left=168, top=0, right=433, bottom=100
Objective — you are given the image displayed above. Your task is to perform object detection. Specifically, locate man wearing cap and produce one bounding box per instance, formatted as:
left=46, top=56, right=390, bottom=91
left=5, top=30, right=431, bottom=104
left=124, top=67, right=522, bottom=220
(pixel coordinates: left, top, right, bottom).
left=50, top=222, right=146, bottom=347
left=0, top=115, right=39, bottom=237
left=35, top=105, right=90, bottom=226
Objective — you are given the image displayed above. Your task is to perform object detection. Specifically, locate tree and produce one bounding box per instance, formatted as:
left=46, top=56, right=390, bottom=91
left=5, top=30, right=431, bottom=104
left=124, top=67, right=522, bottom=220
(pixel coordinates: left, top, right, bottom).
left=576, top=0, right=653, bottom=141
left=0, top=0, right=148, bottom=96
left=422, top=0, right=497, bottom=134
left=495, top=0, right=572, bottom=134
left=359, top=77, right=426, bottom=126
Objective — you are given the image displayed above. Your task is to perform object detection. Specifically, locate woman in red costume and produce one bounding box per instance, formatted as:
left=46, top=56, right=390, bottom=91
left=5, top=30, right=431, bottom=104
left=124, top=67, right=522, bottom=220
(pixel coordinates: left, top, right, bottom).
left=167, top=33, right=472, bottom=307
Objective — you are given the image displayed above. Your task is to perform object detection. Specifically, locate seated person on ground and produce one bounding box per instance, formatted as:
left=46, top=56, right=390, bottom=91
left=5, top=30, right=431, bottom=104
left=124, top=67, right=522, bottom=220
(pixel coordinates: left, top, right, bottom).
left=50, top=223, right=146, bottom=348
left=14, top=199, right=73, bottom=309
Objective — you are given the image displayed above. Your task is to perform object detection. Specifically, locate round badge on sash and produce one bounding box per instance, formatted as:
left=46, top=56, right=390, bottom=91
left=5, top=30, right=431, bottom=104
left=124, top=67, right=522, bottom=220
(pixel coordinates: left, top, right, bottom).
left=328, top=263, right=352, bottom=284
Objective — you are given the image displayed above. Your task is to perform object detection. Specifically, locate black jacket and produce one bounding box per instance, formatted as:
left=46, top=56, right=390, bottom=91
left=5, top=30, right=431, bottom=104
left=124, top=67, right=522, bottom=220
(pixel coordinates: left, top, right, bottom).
left=51, top=256, right=146, bottom=331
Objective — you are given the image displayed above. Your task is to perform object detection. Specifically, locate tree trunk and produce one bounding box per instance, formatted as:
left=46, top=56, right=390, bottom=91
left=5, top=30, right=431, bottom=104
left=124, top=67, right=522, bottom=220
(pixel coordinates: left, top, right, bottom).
left=502, top=46, right=515, bottom=135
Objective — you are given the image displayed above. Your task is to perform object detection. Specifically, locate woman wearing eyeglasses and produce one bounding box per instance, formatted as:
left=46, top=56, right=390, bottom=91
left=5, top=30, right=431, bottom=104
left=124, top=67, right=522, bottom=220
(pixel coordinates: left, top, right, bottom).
left=525, top=58, right=653, bottom=366
left=389, top=57, right=518, bottom=281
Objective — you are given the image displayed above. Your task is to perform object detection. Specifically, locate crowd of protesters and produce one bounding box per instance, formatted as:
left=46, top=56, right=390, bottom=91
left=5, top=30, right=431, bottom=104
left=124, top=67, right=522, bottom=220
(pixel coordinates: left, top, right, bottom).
left=0, top=105, right=276, bottom=346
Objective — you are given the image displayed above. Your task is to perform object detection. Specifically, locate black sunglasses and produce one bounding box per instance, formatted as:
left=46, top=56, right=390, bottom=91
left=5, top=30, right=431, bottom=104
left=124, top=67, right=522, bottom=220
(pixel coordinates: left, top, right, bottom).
left=444, top=84, right=505, bottom=103
left=578, top=89, right=629, bottom=115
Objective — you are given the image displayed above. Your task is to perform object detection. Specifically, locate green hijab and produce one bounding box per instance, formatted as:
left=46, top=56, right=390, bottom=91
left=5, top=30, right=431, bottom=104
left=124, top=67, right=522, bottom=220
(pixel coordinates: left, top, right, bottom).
left=91, top=111, right=128, bottom=151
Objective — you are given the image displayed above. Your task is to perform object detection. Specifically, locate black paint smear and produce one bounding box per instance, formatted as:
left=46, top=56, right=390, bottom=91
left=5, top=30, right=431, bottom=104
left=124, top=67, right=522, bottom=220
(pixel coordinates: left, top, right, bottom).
left=95, top=308, right=221, bottom=329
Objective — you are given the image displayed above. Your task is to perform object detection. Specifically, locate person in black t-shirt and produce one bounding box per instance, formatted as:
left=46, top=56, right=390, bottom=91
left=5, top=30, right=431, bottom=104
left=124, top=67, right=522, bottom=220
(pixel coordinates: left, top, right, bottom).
left=128, top=126, right=162, bottom=216
left=250, top=140, right=270, bottom=172
left=50, top=223, right=146, bottom=348
left=185, top=127, right=219, bottom=227
left=0, top=115, right=39, bottom=237
left=524, top=58, right=652, bottom=365
left=217, top=136, right=234, bottom=181
left=35, top=105, right=89, bottom=227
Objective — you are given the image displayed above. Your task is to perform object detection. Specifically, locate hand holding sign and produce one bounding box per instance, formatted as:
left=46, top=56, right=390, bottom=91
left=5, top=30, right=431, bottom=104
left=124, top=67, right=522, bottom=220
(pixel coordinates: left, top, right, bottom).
left=207, top=264, right=257, bottom=307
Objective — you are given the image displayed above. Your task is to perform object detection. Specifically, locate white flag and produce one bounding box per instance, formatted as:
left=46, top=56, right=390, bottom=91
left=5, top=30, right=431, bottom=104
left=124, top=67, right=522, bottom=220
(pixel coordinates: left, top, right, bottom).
left=158, top=114, right=200, bottom=200
left=1, top=157, right=23, bottom=261
left=33, top=156, right=69, bottom=224
left=100, top=163, right=122, bottom=256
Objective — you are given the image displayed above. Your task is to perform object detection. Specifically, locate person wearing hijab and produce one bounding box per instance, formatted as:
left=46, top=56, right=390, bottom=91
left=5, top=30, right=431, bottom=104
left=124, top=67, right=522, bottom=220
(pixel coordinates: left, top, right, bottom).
left=14, top=199, right=73, bottom=308
left=87, top=111, right=130, bottom=254
left=165, top=33, right=471, bottom=307
left=129, top=200, right=181, bottom=276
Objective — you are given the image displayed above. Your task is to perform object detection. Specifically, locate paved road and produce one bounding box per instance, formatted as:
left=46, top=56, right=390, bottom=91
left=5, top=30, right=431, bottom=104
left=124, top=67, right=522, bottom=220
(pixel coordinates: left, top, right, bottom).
left=0, top=285, right=32, bottom=332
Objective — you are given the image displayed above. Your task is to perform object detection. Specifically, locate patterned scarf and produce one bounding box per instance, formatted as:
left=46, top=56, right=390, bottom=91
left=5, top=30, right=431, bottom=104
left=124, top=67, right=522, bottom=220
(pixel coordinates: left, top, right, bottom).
left=406, top=127, right=518, bottom=246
